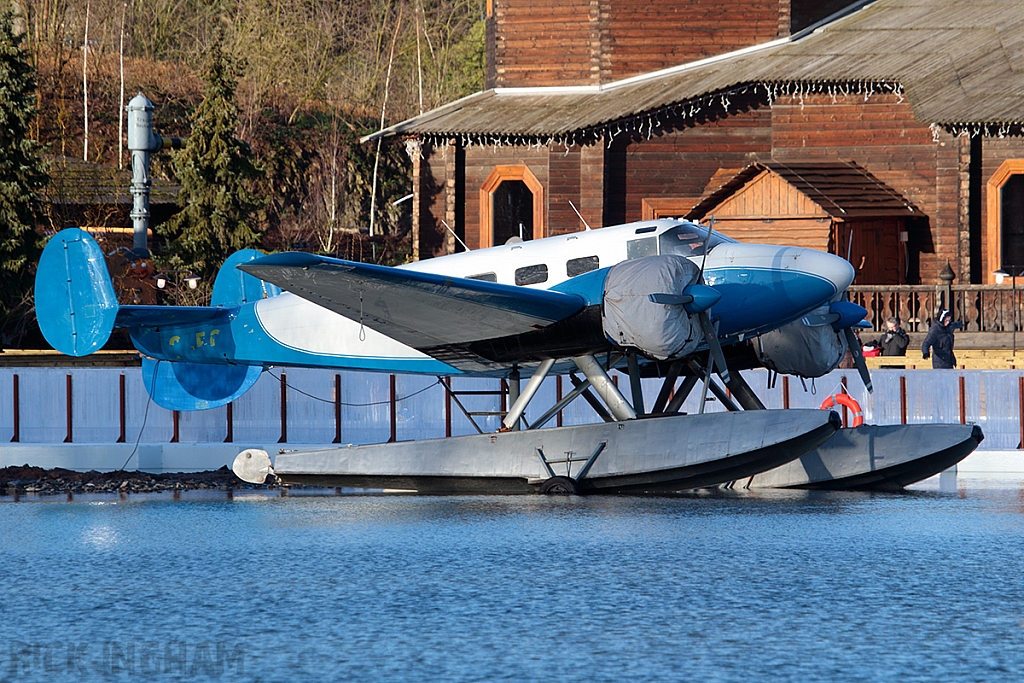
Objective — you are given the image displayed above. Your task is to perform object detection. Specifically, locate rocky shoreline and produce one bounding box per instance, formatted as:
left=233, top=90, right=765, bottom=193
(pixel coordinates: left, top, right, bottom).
left=0, top=465, right=266, bottom=495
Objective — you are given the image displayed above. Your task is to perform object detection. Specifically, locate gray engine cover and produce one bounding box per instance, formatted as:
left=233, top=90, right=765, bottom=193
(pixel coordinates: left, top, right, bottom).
left=602, top=255, right=701, bottom=360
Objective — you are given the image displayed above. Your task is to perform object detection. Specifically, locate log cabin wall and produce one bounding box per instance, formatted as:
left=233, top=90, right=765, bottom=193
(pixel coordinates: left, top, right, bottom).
left=416, top=142, right=454, bottom=260
left=597, top=0, right=783, bottom=82
left=463, top=145, right=551, bottom=249
left=548, top=144, right=583, bottom=236
left=489, top=0, right=602, bottom=87
left=837, top=218, right=905, bottom=285
left=415, top=143, right=464, bottom=260
left=769, top=92, right=943, bottom=283
left=490, top=0, right=794, bottom=88
left=609, top=106, right=773, bottom=227
left=980, top=138, right=1024, bottom=282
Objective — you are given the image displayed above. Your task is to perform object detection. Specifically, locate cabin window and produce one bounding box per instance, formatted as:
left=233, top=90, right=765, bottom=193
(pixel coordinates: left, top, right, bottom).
left=466, top=272, right=497, bottom=282
left=515, top=264, right=548, bottom=286
left=626, top=237, right=657, bottom=260
left=658, top=223, right=732, bottom=257
left=567, top=255, right=599, bottom=277
left=1002, top=174, right=1024, bottom=268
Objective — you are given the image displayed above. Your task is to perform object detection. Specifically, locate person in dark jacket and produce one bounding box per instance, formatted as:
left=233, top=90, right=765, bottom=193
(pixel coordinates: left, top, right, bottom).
left=877, top=316, right=910, bottom=356
left=921, top=309, right=962, bottom=368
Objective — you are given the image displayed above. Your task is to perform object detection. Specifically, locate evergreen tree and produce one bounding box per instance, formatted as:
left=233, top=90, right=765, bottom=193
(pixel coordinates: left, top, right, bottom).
left=0, top=7, right=47, bottom=348
left=160, top=34, right=265, bottom=280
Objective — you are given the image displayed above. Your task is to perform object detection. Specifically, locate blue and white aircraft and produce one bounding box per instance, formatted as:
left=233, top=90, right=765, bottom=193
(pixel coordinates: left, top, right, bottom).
left=34, top=219, right=869, bottom=426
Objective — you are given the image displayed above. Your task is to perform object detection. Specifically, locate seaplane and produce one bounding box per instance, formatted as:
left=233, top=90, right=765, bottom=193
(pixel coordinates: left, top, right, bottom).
left=34, top=218, right=982, bottom=493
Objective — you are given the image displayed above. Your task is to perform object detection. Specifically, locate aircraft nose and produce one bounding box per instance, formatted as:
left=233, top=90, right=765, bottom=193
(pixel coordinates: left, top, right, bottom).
left=788, top=248, right=856, bottom=296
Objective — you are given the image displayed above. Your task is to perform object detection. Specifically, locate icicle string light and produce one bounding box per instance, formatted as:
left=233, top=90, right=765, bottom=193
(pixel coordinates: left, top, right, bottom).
left=410, top=80, right=1020, bottom=148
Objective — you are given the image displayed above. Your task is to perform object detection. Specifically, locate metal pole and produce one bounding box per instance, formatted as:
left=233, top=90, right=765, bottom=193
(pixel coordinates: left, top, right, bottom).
left=506, top=366, right=521, bottom=430
left=502, top=359, right=554, bottom=431
left=572, top=354, right=636, bottom=421
left=127, top=92, right=184, bottom=251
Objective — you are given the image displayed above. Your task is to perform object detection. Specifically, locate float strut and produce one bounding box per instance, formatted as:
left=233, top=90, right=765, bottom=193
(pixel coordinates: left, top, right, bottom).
left=627, top=350, right=645, bottom=415
left=506, top=365, right=522, bottom=430
left=572, top=354, right=637, bottom=421
left=706, top=376, right=742, bottom=412
left=532, top=375, right=593, bottom=429
left=569, top=374, right=614, bottom=422
left=725, top=372, right=767, bottom=411
left=652, top=360, right=683, bottom=414
left=665, top=375, right=700, bottom=414
left=502, top=359, right=554, bottom=431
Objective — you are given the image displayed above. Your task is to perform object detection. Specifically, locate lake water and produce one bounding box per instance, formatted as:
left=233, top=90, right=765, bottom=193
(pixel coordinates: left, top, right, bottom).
left=3, top=478, right=1024, bottom=682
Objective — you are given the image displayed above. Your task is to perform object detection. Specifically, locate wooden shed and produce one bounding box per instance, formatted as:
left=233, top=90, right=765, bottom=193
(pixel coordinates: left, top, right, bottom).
left=685, top=161, right=918, bottom=284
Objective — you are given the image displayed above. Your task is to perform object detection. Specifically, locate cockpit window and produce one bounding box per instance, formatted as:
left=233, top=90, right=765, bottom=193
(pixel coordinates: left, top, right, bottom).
left=626, top=237, right=658, bottom=260
left=658, top=223, right=733, bottom=257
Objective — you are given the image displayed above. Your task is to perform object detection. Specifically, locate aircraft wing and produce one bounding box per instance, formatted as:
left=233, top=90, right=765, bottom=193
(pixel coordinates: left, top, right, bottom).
left=238, top=252, right=587, bottom=350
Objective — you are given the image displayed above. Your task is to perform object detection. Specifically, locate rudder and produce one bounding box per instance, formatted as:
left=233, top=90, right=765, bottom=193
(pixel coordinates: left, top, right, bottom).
left=35, top=228, right=119, bottom=356
left=142, top=358, right=264, bottom=411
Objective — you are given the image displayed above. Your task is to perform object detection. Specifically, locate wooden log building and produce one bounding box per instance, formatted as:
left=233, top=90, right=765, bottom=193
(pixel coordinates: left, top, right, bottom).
left=370, top=0, right=1024, bottom=286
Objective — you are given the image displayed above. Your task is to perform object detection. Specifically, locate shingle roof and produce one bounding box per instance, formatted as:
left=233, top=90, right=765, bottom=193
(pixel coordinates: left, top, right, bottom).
left=368, top=0, right=1024, bottom=142
left=686, top=160, right=919, bottom=220
left=43, top=155, right=180, bottom=206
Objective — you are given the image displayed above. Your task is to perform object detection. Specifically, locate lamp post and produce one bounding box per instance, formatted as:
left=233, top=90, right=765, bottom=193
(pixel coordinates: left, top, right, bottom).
left=994, top=266, right=1021, bottom=356
left=154, top=271, right=201, bottom=305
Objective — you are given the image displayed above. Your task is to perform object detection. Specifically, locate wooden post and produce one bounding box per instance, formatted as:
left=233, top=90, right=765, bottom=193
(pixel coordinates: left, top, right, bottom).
left=11, top=374, right=19, bottom=443
left=444, top=378, right=452, bottom=438
left=117, top=374, right=126, bottom=443
left=958, top=375, right=966, bottom=425
left=782, top=375, right=790, bottom=410
left=1018, top=376, right=1024, bottom=449
left=171, top=411, right=180, bottom=443
left=279, top=372, right=288, bottom=443
left=900, top=375, right=908, bottom=425
left=333, top=374, right=342, bottom=444
left=225, top=402, right=234, bottom=443
left=64, top=374, right=73, bottom=443
left=389, top=374, right=397, bottom=443
left=840, top=375, right=849, bottom=428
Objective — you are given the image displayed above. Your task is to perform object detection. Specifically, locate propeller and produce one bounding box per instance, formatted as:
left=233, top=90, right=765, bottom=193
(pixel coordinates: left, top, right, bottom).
left=797, top=301, right=874, bottom=393
left=842, top=326, right=874, bottom=394
left=692, top=217, right=731, bottom=384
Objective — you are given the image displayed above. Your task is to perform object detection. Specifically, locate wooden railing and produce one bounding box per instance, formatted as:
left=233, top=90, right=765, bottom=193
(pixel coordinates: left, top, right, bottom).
left=847, top=285, right=1022, bottom=333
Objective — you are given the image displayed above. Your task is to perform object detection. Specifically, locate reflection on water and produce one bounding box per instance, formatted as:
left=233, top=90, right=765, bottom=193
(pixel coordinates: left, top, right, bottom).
left=2, top=480, right=1024, bottom=682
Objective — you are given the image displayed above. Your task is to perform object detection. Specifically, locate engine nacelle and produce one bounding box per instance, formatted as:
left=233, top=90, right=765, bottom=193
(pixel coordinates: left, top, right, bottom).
left=754, top=306, right=847, bottom=378
left=602, top=255, right=705, bottom=360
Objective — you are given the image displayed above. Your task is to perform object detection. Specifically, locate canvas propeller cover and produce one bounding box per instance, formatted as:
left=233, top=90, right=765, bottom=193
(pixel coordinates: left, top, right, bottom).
left=755, top=315, right=847, bottom=378
left=602, top=254, right=702, bottom=360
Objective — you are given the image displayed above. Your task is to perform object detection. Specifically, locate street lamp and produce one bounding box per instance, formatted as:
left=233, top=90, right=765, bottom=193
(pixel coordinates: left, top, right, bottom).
left=153, top=271, right=201, bottom=304
left=994, top=266, right=1021, bottom=356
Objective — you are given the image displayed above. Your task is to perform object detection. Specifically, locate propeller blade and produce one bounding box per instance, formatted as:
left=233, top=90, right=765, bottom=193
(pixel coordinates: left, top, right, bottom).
left=697, top=311, right=730, bottom=385
left=843, top=326, right=874, bottom=394
left=697, top=215, right=715, bottom=282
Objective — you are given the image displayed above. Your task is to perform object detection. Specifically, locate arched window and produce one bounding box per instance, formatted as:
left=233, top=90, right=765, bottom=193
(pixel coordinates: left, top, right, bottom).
left=480, top=166, right=544, bottom=247
left=986, top=160, right=1024, bottom=281
left=493, top=180, right=533, bottom=244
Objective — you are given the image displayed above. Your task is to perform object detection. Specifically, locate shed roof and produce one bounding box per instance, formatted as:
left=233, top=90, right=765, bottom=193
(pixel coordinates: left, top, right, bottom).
left=687, top=160, right=919, bottom=220
left=43, top=155, right=180, bottom=206
left=369, top=0, right=1024, bottom=142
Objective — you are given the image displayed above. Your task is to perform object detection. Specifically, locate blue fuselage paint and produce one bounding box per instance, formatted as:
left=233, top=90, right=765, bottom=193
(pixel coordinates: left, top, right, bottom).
left=129, top=304, right=460, bottom=375
left=126, top=262, right=837, bottom=375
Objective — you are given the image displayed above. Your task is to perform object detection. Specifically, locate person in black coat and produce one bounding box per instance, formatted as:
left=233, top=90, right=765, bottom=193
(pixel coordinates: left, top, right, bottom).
left=921, top=309, right=962, bottom=369
left=877, top=316, right=910, bottom=356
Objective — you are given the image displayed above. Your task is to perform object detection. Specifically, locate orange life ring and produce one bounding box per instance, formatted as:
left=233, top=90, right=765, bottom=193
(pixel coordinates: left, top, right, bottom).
left=820, top=393, right=864, bottom=427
